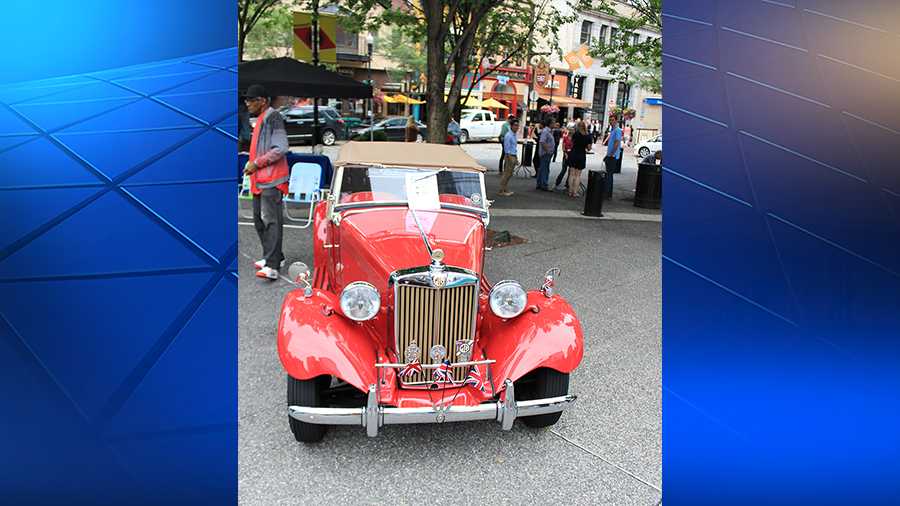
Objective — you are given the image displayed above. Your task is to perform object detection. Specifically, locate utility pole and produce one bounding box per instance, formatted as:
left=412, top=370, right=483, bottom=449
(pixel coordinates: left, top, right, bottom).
left=312, top=0, right=321, bottom=153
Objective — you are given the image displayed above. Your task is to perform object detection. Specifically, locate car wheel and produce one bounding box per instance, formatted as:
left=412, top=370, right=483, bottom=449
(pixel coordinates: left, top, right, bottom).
left=288, top=375, right=327, bottom=443
left=638, top=147, right=650, bottom=158
left=459, top=130, right=469, bottom=144
left=416, top=133, right=423, bottom=143
left=517, top=368, right=569, bottom=428
left=321, top=129, right=336, bottom=146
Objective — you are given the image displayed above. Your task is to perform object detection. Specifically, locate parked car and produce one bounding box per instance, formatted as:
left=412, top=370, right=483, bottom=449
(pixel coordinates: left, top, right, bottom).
left=352, top=117, right=427, bottom=142
left=278, top=141, right=584, bottom=442
left=278, top=105, right=345, bottom=146
left=634, top=134, right=661, bottom=158
left=458, top=109, right=506, bottom=143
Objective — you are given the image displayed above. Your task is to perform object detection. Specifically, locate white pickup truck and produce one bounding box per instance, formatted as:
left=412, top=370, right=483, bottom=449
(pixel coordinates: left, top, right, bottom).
left=458, top=109, right=507, bottom=143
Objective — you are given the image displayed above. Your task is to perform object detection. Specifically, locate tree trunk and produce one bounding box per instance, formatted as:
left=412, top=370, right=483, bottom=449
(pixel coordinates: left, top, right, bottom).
left=423, top=0, right=448, bottom=144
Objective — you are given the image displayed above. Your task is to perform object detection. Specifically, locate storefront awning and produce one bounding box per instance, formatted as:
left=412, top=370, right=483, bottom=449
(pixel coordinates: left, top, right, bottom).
left=480, top=98, right=509, bottom=109
left=538, top=94, right=591, bottom=108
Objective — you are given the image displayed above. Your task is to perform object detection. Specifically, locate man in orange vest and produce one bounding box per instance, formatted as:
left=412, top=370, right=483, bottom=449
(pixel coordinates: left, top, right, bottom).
left=243, top=84, right=290, bottom=280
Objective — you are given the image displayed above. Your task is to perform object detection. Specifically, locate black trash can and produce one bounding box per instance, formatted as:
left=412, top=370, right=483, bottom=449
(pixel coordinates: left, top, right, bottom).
left=521, top=141, right=534, bottom=167
left=634, top=163, right=662, bottom=209
left=583, top=169, right=606, bottom=217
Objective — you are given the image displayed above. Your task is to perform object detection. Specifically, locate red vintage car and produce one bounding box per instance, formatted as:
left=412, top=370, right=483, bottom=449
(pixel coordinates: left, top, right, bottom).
left=278, top=141, right=584, bottom=442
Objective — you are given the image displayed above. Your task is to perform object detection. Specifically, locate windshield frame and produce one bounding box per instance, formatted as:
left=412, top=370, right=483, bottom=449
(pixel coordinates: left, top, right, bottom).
left=330, top=164, right=489, bottom=220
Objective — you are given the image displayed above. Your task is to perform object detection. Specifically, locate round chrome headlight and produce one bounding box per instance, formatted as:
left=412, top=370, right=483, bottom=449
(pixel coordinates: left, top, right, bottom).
left=339, top=282, right=381, bottom=321
left=489, top=280, right=527, bottom=318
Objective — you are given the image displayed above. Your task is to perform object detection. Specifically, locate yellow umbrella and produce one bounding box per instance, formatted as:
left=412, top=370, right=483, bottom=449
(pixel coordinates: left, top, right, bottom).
left=382, top=95, right=399, bottom=103
left=481, top=98, right=509, bottom=109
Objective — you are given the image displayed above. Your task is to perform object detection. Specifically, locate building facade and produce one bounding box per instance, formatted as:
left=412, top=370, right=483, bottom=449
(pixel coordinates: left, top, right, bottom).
left=545, top=2, right=661, bottom=140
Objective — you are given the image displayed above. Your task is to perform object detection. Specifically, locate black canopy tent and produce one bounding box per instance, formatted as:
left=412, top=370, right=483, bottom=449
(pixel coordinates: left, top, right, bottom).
left=238, top=57, right=372, bottom=99
left=239, top=57, right=371, bottom=149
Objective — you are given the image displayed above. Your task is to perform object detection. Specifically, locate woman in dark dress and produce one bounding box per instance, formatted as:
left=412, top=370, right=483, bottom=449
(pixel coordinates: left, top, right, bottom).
left=567, top=120, right=591, bottom=198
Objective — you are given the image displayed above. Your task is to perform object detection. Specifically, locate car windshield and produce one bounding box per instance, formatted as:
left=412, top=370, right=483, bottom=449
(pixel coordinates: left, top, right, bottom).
left=337, top=166, right=485, bottom=212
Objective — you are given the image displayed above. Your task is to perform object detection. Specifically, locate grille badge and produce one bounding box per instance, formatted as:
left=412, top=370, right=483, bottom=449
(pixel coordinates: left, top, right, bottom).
left=431, top=271, right=447, bottom=288
left=455, top=339, right=473, bottom=361
left=405, top=342, right=420, bottom=363
left=429, top=344, right=447, bottom=361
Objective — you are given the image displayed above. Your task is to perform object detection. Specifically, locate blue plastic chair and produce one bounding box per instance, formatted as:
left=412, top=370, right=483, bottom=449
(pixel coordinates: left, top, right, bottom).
left=285, top=162, right=322, bottom=227
left=239, top=174, right=253, bottom=220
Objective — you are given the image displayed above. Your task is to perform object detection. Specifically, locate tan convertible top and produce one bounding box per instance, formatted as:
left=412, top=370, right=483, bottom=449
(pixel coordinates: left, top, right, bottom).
left=335, top=141, right=486, bottom=172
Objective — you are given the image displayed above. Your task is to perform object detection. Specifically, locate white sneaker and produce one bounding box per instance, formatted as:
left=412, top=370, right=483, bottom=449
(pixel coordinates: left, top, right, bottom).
left=255, top=266, right=279, bottom=280
left=255, top=259, right=284, bottom=270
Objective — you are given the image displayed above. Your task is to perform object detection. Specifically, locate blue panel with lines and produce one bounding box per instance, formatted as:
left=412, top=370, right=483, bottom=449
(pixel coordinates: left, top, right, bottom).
left=0, top=47, right=237, bottom=504
left=663, top=1, right=900, bottom=504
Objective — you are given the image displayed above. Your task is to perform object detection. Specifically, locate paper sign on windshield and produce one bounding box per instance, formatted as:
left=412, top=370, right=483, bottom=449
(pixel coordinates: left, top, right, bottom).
left=406, top=173, right=440, bottom=210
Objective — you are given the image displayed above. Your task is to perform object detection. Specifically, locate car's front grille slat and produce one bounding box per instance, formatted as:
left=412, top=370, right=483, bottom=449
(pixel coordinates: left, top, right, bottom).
left=395, top=283, right=477, bottom=387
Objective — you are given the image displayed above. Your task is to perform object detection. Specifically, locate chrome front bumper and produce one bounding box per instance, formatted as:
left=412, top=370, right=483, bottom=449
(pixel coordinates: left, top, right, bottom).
left=288, top=379, right=577, bottom=437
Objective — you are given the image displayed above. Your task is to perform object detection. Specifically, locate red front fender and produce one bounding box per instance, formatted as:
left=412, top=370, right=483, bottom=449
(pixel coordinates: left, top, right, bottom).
left=277, top=289, right=377, bottom=393
left=480, top=291, right=584, bottom=384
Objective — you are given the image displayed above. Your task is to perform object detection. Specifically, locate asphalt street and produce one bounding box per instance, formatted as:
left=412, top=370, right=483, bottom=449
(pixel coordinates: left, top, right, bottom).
left=238, top=141, right=661, bottom=505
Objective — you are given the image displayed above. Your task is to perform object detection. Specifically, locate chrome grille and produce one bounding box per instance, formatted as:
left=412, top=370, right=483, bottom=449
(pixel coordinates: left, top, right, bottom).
left=395, top=283, right=477, bottom=386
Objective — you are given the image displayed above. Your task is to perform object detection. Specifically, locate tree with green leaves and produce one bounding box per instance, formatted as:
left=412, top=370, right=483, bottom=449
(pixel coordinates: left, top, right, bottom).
left=239, top=0, right=283, bottom=61
left=340, top=0, right=574, bottom=143
left=580, top=0, right=661, bottom=94
left=242, top=3, right=297, bottom=59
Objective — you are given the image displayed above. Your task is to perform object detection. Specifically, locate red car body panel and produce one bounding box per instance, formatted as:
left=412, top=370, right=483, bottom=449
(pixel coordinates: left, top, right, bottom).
left=480, top=291, right=584, bottom=384
left=277, top=288, right=378, bottom=393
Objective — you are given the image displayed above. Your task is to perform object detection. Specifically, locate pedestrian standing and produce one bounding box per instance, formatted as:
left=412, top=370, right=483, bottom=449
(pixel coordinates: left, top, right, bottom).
left=554, top=127, right=573, bottom=191
left=551, top=121, right=562, bottom=162
left=498, top=118, right=520, bottom=196
left=447, top=117, right=461, bottom=144
left=536, top=118, right=555, bottom=191
left=404, top=116, right=419, bottom=142
left=623, top=123, right=632, bottom=147
left=567, top=120, right=592, bottom=198
left=603, top=116, right=623, bottom=200
left=531, top=122, right=541, bottom=173
left=243, top=84, right=289, bottom=280
left=497, top=115, right=514, bottom=171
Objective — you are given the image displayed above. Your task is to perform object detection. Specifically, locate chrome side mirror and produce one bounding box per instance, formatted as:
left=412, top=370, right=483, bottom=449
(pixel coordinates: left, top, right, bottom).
left=288, top=262, right=313, bottom=296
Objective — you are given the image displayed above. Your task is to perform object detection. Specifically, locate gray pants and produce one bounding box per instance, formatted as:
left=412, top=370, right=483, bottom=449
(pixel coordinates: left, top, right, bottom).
left=253, top=188, right=285, bottom=269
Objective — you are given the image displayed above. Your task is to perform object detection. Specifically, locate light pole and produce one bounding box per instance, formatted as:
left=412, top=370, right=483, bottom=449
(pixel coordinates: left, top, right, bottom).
left=549, top=68, right=556, bottom=108
left=366, top=33, right=374, bottom=142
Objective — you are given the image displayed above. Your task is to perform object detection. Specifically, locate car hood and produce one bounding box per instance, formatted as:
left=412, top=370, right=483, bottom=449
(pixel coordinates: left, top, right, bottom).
left=337, top=207, right=484, bottom=293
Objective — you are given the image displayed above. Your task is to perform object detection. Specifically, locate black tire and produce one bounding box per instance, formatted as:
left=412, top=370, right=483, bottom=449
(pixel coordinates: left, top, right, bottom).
left=459, top=130, right=469, bottom=144
left=518, top=368, right=569, bottom=428
left=321, top=129, right=336, bottom=146
left=288, top=375, right=327, bottom=442
left=638, top=146, right=650, bottom=158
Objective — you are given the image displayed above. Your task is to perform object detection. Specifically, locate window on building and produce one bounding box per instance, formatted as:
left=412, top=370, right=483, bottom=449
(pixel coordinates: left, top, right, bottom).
left=580, top=21, right=593, bottom=45
left=610, top=27, right=619, bottom=46
left=599, top=25, right=608, bottom=45
left=633, top=33, right=640, bottom=46
left=335, top=26, right=359, bottom=52
left=616, top=82, right=632, bottom=108
left=592, top=78, right=609, bottom=118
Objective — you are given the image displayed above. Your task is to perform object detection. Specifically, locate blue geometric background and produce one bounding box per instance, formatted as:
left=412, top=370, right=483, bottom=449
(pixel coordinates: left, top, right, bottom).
left=0, top=47, right=237, bottom=504
left=663, top=1, right=900, bottom=504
